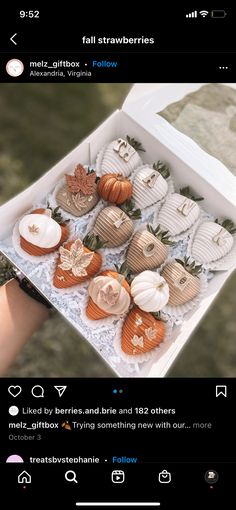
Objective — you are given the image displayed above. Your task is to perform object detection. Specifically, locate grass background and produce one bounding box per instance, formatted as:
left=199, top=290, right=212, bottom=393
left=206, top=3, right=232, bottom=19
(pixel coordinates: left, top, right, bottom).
left=0, top=83, right=235, bottom=377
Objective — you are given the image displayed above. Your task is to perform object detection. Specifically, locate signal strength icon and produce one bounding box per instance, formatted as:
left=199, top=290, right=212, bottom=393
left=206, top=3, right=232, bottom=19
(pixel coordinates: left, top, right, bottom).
left=199, top=10, right=209, bottom=17
left=186, top=10, right=197, bottom=18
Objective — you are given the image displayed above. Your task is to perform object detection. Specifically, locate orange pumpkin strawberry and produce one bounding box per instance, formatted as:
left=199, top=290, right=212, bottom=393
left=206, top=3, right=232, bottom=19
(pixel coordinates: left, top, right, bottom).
left=121, top=306, right=165, bottom=355
left=19, top=207, right=69, bottom=256
left=53, top=233, right=104, bottom=288
left=86, top=264, right=131, bottom=320
left=100, top=269, right=131, bottom=294
left=98, top=173, right=133, bottom=205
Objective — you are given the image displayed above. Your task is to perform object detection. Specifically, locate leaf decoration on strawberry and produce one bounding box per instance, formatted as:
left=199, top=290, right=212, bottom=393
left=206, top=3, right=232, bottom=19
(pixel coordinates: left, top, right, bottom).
left=86, top=266, right=131, bottom=320
left=58, top=239, right=94, bottom=277
left=121, top=306, right=166, bottom=355
left=66, top=164, right=97, bottom=195
left=99, top=284, right=120, bottom=306
left=53, top=232, right=104, bottom=288
left=56, top=165, right=99, bottom=217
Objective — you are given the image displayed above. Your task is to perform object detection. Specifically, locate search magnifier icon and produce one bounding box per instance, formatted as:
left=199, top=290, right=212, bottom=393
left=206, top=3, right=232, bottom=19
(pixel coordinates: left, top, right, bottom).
left=65, top=470, right=78, bottom=484
left=31, top=385, right=44, bottom=398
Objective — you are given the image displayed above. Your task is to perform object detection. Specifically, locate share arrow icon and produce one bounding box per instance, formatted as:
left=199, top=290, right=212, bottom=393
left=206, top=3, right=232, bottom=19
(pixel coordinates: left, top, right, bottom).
left=54, top=386, right=67, bottom=397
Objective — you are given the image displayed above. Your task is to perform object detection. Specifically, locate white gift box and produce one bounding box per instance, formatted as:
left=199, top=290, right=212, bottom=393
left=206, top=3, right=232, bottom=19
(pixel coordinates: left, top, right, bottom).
left=0, top=83, right=236, bottom=377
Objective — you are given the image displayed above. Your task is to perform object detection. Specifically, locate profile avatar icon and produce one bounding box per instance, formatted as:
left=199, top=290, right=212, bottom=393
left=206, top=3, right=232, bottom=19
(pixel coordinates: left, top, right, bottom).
left=6, top=454, right=24, bottom=463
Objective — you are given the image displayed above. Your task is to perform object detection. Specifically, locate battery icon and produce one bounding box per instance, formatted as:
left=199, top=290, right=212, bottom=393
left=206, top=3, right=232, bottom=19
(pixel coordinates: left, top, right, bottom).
left=211, top=10, right=227, bottom=18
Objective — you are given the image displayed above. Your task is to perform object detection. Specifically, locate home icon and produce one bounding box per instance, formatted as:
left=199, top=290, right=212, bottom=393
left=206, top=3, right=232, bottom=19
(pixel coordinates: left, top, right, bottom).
left=18, top=471, right=31, bottom=484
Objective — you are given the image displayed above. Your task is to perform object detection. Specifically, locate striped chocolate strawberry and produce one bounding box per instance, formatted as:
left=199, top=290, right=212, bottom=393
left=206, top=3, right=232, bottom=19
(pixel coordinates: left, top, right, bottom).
left=92, top=199, right=141, bottom=248
left=96, top=135, right=144, bottom=177
left=132, top=160, right=169, bottom=209
left=161, top=257, right=202, bottom=306
left=121, top=307, right=165, bottom=355
left=157, top=187, right=203, bottom=236
left=126, top=224, right=174, bottom=273
left=191, top=219, right=235, bottom=263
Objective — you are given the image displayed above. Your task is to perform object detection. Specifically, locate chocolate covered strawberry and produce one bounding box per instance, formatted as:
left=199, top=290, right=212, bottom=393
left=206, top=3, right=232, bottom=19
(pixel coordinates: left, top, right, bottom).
left=121, top=307, right=165, bottom=355
left=19, top=207, right=69, bottom=256
left=96, top=135, right=144, bottom=177
left=126, top=224, right=174, bottom=273
left=191, top=219, right=235, bottom=263
left=161, top=256, right=202, bottom=306
left=56, top=164, right=99, bottom=217
left=53, top=233, right=104, bottom=288
left=98, top=173, right=132, bottom=205
left=157, top=186, right=203, bottom=236
left=86, top=264, right=131, bottom=320
left=92, top=200, right=141, bottom=248
left=132, top=160, right=169, bottom=209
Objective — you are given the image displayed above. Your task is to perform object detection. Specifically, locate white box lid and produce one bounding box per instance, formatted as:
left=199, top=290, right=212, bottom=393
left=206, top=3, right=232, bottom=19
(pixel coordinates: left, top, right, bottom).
left=123, top=83, right=236, bottom=206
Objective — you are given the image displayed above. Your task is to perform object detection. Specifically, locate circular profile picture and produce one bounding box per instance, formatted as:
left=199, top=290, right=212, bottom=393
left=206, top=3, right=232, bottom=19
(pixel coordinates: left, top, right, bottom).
left=6, top=455, right=24, bottom=463
left=204, top=470, right=219, bottom=484
left=9, top=405, right=19, bottom=416
left=6, top=59, right=24, bottom=77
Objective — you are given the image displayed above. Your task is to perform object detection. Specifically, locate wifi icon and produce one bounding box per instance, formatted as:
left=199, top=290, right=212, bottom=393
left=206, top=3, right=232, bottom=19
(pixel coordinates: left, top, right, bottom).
left=199, top=10, right=209, bottom=17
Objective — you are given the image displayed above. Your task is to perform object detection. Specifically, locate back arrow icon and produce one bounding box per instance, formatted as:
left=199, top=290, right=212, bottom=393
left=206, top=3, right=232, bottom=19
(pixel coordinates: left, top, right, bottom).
left=10, top=33, right=17, bottom=45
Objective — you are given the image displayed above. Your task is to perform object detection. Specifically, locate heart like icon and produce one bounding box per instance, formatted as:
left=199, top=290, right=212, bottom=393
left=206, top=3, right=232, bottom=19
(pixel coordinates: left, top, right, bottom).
left=8, top=386, right=22, bottom=398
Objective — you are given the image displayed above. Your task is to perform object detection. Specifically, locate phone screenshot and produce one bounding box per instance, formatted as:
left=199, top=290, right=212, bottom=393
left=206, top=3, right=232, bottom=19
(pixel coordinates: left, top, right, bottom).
left=0, top=6, right=235, bottom=509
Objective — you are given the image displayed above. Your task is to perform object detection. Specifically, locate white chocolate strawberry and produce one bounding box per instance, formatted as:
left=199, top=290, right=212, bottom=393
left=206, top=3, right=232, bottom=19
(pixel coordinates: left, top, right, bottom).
left=131, top=271, right=169, bottom=312
left=132, top=163, right=168, bottom=209
left=191, top=220, right=235, bottom=263
left=96, top=136, right=143, bottom=177
left=157, top=189, right=202, bottom=236
left=18, top=207, right=69, bottom=257
left=19, top=213, right=62, bottom=248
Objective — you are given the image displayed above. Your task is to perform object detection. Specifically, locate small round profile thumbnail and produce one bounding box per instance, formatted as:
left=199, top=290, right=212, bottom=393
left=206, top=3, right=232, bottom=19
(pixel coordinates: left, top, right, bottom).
left=6, top=59, right=24, bottom=77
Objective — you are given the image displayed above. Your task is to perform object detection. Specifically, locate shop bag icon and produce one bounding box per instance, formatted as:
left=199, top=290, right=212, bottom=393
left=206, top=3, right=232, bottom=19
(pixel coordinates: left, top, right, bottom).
left=158, top=469, right=171, bottom=484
